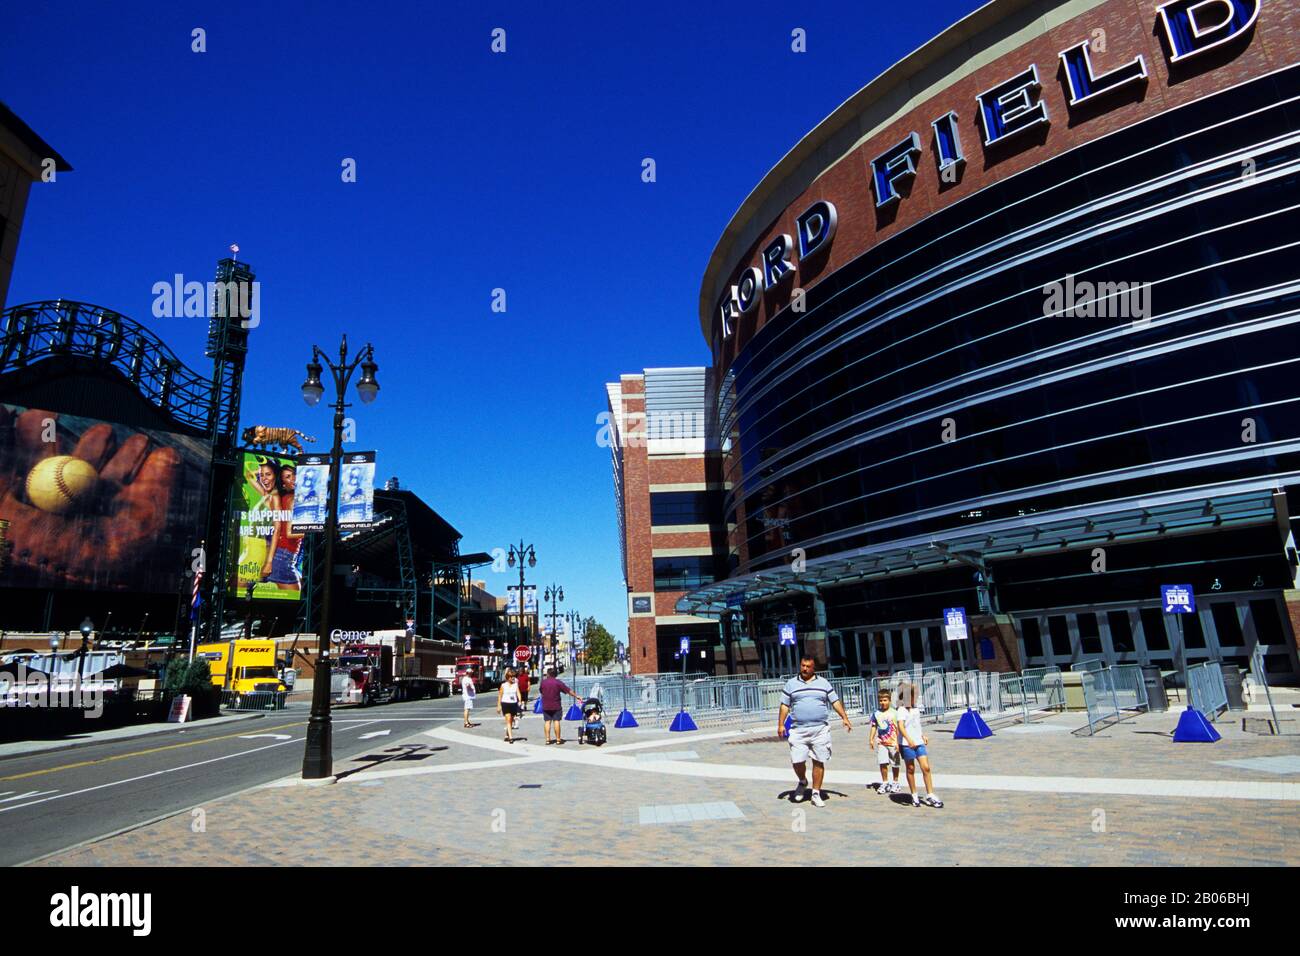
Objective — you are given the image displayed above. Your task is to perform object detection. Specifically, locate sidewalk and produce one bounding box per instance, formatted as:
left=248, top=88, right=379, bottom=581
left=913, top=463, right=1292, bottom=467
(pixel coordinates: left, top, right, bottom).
left=0, top=711, right=266, bottom=762
left=30, top=706, right=1300, bottom=867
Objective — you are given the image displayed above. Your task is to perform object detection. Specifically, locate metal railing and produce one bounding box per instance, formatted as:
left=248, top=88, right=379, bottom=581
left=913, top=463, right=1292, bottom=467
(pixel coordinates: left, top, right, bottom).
left=221, top=689, right=287, bottom=711
left=1250, top=644, right=1280, bottom=732
left=1076, top=664, right=1149, bottom=736
left=1070, top=659, right=1107, bottom=675
left=1111, top=664, right=1149, bottom=711
left=1187, top=661, right=1228, bottom=721
left=1021, top=666, right=1068, bottom=713
left=573, top=663, right=1153, bottom=733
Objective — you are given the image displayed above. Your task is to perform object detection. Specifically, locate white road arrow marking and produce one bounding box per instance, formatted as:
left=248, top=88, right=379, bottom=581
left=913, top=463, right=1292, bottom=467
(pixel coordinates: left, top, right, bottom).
left=238, top=734, right=292, bottom=741
left=358, top=730, right=391, bottom=739
left=0, top=790, right=59, bottom=803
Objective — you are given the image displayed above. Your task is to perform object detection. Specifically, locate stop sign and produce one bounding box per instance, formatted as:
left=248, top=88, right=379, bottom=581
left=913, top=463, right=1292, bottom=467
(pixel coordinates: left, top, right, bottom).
left=514, top=646, right=532, bottom=663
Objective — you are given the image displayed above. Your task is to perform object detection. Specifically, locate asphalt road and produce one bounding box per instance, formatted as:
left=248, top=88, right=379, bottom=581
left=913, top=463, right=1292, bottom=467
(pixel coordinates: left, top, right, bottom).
left=0, top=694, right=468, bottom=866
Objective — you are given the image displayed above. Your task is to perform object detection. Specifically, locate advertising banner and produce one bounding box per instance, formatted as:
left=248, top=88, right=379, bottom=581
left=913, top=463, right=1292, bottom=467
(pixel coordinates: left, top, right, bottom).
left=289, top=451, right=377, bottom=534
left=338, top=451, right=377, bottom=530
left=0, top=403, right=211, bottom=593
left=507, top=584, right=539, bottom=616
left=290, top=454, right=330, bottom=533
left=233, top=450, right=303, bottom=601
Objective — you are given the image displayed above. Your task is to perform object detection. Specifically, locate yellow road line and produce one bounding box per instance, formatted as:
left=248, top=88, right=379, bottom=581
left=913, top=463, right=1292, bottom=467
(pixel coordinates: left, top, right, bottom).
left=0, top=721, right=309, bottom=782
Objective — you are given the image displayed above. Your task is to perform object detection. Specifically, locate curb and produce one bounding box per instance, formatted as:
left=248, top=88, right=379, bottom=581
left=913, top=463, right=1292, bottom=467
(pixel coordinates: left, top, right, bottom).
left=0, top=711, right=266, bottom=763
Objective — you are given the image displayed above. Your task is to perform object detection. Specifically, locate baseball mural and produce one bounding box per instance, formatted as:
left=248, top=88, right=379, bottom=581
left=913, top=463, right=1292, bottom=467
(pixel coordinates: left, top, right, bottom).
left=0, top=403, right=211, bottom=591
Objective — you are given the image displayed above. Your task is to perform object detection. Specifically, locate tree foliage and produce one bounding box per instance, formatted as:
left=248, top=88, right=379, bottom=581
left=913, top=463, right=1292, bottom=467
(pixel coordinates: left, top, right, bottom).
left=582, top=617, right=617, bottom=671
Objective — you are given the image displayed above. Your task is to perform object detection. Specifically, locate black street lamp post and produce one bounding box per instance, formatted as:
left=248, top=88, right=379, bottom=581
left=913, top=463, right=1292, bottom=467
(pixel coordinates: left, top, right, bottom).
left=300, top=334, right=379, bottom=780
left=243, top=582, right=255, bottom=639
left=506, top=541, right=536, bottom=666
left=565, top=609, right=583, bottom=675
left=78, top=617, right=93, bottom=683
left=543, top=584, right=563, bottom=673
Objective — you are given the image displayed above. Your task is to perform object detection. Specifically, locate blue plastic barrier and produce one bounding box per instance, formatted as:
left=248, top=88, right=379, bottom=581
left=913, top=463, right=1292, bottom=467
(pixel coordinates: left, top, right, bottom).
left=668, top=710, right=698, bottom=732
left=1173, top=708, right=1221, bottom=742
left=953, top=708, right=994, bottom=739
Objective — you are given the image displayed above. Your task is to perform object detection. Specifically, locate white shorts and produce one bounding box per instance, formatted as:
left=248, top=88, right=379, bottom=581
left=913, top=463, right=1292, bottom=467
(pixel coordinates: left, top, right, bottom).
left=876, top=744, right=901, bottom=766
left=788, top=723, right=832, bottom=763
left=463, top=698, right=474, bottom=710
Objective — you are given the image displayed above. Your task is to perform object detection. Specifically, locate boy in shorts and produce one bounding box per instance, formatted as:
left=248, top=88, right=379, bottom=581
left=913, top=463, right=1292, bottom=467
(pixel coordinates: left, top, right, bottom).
left=867, top=686, right=902, bottom=794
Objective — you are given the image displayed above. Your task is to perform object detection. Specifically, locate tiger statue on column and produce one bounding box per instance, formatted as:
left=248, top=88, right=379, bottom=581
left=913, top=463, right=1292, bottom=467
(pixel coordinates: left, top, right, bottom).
left=240, top=425, right=316, bottom=454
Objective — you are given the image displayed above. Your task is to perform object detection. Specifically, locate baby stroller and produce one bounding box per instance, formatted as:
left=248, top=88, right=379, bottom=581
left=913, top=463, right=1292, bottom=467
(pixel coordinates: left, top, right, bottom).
left=578, top=697, right=607, bottom=746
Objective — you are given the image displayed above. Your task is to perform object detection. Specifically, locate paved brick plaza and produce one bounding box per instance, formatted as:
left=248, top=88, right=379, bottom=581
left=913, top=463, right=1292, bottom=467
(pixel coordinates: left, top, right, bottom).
left=34, top=708, right=1300, bottom=867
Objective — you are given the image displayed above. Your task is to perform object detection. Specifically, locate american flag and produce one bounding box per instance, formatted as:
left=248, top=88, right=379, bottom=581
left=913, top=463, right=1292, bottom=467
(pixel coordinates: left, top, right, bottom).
left=190, top=567, right=204, bottom=621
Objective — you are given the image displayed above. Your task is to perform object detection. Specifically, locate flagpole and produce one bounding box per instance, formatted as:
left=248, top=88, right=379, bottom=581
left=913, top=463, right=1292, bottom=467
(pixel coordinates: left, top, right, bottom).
left=188, top=538, right=205, bottom=663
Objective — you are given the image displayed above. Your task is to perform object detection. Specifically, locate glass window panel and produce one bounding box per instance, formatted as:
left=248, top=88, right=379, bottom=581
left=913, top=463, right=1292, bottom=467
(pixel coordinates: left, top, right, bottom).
left=1140, top=608, right=1170, bottom=651
left=1211, top=603, right=1245, bottom=647
left=1107, top=611, right=1135, bottom=653
left=1078, top=612, right=1102, bottom=655
left=1048, top=616, right=1071, bottom=656
left=1248, top=599, right=1284, bottom=646
left=1020, top=618, right=1043, bottom=658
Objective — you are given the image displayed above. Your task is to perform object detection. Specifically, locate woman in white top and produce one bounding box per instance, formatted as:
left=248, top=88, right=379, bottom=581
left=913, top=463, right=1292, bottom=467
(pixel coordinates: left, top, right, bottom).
left=497, top=668, right=521, bottom=743
left=895, top=682, right=943, bottom=808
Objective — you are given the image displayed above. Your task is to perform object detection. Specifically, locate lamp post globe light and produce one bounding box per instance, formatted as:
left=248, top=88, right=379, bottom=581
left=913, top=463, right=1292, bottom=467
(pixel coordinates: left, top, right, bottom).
left=299, top=334, right=379, bottom=780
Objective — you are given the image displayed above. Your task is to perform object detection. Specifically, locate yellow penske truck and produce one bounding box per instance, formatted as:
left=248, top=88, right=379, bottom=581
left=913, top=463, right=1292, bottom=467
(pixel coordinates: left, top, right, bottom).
left=194, top=638, right=287, bottom=708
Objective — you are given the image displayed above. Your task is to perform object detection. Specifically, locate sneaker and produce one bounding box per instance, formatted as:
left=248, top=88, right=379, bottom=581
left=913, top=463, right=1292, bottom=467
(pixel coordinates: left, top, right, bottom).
left=810, top=790, right=826, bottom=808
left=923, top=794, right=944, bottom=808
left=911, top=793, right=921, bottom=807
left=794, top=782, right=808, bottom=802
left=877, top=782, right=891, bottom=795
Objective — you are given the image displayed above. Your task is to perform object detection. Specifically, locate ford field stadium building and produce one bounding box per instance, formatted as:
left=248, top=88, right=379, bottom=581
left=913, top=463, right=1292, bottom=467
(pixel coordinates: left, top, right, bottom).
left=648, top=0, right=1300, bottom=683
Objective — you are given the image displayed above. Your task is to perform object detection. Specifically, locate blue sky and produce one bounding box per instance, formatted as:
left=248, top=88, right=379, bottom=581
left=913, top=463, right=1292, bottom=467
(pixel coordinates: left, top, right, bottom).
left=1, top=0, right=977, bottom=641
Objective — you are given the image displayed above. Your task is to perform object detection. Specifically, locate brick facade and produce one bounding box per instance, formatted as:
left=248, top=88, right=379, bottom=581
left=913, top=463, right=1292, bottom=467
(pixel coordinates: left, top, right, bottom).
left=607, top=372, right=722, bottom=674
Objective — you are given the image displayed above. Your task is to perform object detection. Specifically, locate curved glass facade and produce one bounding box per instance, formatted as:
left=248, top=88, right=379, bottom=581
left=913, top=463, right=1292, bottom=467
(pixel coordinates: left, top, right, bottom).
left=721, top=67, right=1300, bottom=576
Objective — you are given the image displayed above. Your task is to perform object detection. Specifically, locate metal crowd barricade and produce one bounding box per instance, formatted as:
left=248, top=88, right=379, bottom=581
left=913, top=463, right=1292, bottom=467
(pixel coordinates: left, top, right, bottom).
left=1187, top=661, right=1229, bottom=721
left=1250, top=643, right=1280, bottom=732
left=1079, top=667, right=1128, bottom=735
left=1110, top=663, right=1149, bottom=711
left=1075, top=664, right=1147, bottom=735
left=1022, top=666, right=1067, bottom=712
left=1070, top=659, right=1107, bottom=675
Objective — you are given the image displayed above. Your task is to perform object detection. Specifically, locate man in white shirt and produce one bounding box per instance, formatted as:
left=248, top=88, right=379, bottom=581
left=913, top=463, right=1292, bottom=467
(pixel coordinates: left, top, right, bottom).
left=461, top=673, right=477, bottom=728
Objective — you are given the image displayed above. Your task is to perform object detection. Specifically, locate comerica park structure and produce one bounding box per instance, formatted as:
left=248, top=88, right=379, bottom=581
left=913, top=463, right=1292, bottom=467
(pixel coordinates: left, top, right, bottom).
left=610, top=0, right=1300, bottom=684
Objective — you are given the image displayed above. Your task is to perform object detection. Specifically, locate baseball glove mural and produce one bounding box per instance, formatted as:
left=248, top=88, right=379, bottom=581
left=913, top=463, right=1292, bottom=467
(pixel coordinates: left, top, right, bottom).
left=0, top=403, right=210, bottom=591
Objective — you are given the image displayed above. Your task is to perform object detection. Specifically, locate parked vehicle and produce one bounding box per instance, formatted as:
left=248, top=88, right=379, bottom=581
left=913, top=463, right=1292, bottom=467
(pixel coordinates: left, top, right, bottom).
left=194, top=639, right=287, bottom=707
left=452, top=655, right=506, bottom=693
left=330, top=631, right=456, bottom=705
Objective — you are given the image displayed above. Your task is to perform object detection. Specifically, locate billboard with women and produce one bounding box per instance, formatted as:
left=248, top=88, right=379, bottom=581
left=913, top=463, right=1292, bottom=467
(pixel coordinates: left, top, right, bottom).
left=231, top=450, right=303, bottom=600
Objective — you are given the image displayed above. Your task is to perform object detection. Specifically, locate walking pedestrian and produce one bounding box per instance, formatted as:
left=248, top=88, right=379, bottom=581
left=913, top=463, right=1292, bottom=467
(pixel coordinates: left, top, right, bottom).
left=896, top=682, right=943, bottom=808
left=517, top=667, right=531, bottom=727
left=498, top=668, right=521, bottom=743
left=461, top=671, right=477, bottom=728
left=777, top=655, right=852, bottom=807
left=538, top=666, right=584, bottom=745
